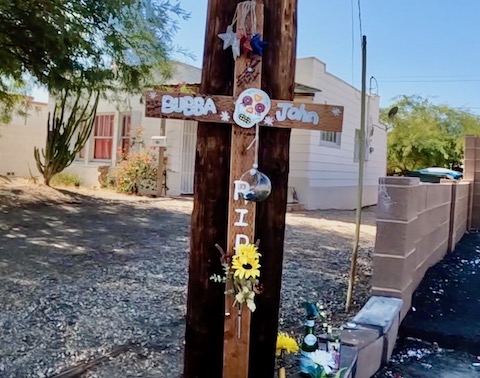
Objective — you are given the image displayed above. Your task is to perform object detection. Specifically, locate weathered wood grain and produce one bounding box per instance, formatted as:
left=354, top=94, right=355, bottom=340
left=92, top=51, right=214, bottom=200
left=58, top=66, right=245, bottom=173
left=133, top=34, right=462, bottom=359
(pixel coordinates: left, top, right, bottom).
left=183, top=0, right=237, bottom=377
left=249, top=1, right=299, bottom=377
left=223, top=4, right=264, bottom=378
left=145, top=91, right=344, bottom=132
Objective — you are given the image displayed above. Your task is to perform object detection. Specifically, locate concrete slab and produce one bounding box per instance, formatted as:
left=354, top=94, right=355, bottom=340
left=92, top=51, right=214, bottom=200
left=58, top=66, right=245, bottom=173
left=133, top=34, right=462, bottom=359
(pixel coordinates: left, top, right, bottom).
left=353, top=296, right=403, bottom=333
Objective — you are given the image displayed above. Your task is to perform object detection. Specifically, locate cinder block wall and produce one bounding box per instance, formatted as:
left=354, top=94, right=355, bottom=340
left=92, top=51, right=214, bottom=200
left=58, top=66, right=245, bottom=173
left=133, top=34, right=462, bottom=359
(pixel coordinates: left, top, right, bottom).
left=451, top=182, right=470, bottom=245
left=464, top=135, right=480, bottom=229
left=372, top=177, right=471, bottom=319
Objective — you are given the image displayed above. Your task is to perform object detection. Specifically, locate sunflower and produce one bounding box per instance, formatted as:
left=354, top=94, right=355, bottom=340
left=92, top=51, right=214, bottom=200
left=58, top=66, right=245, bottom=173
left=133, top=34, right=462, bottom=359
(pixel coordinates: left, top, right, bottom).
left=235, top=243, right=261, bottom=263
left=275, top=332, right=299, bottom=356
left=232, top=253, right=261, bottom=280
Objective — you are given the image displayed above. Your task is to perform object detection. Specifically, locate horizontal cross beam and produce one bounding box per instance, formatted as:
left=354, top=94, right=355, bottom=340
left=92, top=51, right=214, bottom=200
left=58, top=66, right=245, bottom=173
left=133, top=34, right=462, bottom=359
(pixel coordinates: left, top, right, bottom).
left=145, top=91, right=344, bottom=132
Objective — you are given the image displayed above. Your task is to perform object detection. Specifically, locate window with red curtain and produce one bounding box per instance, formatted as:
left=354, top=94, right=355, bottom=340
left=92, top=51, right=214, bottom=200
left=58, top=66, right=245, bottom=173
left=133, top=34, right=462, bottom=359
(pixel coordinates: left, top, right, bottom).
left=120, top=114, right=131, bottom=155
left=93, top=115, right=114, bottom=160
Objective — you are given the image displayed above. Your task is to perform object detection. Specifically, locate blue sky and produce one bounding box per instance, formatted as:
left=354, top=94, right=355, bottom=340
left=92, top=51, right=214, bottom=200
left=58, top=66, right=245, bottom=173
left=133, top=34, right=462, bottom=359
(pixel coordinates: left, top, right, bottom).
left=32, top=0, right=480, bottom=114
left=167, top=0, right=480, bottom=114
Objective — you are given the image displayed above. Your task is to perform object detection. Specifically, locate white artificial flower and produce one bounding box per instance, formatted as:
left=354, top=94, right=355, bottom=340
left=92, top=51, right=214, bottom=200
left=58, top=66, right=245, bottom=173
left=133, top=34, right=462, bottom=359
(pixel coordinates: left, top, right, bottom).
left=246, top=299, right=256, bottom=312
left=235, top=287, right=255, bottom=309
left=309, top=350, right=335, bottom=375
left=235, top=291, right=245, bottom=304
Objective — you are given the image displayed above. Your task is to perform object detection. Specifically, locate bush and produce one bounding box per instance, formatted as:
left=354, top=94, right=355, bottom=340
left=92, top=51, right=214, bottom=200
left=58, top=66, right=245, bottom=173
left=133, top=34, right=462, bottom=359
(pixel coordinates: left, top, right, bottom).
left=108, top=150, right=157, bottom=194
left=50, top=172, right=81, bottom=187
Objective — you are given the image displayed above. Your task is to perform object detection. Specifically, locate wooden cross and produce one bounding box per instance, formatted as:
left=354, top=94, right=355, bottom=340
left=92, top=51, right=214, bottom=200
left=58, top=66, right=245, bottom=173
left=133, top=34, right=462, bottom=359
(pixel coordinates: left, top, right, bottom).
left=145, top=3, right=343, bottom=377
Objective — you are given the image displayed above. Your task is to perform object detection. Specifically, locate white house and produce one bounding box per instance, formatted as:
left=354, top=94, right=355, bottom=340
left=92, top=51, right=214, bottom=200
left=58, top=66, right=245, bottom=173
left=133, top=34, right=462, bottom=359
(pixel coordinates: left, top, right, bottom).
left=0, top=59, right=387, bottom=210
left=291, top=57, right=387, bottom=209
left=0, top=99, right=49, bottom=179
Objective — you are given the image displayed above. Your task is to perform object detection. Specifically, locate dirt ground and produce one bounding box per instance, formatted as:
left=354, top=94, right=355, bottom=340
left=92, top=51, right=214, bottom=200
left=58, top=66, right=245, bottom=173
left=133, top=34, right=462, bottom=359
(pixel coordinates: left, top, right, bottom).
left=0, top=178, right=376, bottom=377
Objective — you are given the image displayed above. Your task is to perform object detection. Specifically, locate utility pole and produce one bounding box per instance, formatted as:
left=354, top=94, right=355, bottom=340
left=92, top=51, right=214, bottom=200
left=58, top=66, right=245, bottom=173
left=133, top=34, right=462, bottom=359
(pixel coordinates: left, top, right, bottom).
left=249, top=1, right=298, bottom=377
left=184, top=1, right=237, bottom=376
left=346, top=35, right=367, bottom=312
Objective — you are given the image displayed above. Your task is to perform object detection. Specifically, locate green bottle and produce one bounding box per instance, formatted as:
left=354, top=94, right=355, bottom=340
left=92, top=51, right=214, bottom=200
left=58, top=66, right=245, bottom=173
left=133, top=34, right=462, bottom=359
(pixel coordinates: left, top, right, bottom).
left=300, top=303, right=319, bottom=377
left=301, top=318, right=319, bottom=353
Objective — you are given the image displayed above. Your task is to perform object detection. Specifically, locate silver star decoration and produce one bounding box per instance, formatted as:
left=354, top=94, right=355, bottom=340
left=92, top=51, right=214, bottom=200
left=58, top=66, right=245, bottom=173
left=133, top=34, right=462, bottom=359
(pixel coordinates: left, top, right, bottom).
left=148, top=91, right=157, bottom=100
left=332, top=107, right=342, bottom=117
left=218, top=25, right=236, bottom=50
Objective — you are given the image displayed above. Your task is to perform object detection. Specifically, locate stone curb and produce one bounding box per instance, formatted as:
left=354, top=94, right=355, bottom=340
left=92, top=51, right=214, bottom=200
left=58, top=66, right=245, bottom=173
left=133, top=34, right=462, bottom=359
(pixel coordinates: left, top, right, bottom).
left=292, top=296, right=403, bottom=378
left=341, top=296, right=403, bottom=378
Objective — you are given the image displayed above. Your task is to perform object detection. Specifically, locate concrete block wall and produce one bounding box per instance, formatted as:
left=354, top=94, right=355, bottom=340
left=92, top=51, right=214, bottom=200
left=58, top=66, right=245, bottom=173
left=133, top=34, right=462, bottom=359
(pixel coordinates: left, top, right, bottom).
left=372, top=176, right=471, bottom=320
left=451, top=181, right=470, bottom=246
left=464, top=135, right=480, bottom=229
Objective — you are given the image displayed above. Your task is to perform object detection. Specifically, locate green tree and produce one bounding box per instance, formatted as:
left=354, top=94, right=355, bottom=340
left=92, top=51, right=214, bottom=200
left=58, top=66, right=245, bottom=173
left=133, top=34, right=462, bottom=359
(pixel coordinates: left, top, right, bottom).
left=1, top=0, right=188, bottom=184
left=381, top=95, right=480, bottom=175
left=0, top=0, right=188, bottom=109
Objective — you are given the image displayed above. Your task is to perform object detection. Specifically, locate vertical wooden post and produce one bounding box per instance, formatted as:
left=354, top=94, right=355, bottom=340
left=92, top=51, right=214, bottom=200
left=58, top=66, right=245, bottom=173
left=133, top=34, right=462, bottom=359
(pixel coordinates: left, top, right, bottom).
left=223, top=5, right=264, bottom=378
left=156, top=147, right=165, bottom=197
left=249, top=1, right=298, bottom=377
left=184, top=1, right=238, bottom=377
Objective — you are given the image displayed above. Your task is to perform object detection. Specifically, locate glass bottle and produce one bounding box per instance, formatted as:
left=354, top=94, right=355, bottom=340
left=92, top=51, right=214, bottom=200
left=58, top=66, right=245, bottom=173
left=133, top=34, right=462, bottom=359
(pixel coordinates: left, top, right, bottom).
left=301, top=318, right=319, bottom=353
left=299, top=318, right=319, bottom=377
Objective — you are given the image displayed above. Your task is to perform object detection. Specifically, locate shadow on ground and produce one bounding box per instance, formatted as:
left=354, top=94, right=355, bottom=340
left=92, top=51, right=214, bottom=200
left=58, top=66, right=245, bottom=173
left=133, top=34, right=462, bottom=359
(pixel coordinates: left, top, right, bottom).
left=0, top=190, right=191, bottom=377
left=0, top=185, right=374, bottom=377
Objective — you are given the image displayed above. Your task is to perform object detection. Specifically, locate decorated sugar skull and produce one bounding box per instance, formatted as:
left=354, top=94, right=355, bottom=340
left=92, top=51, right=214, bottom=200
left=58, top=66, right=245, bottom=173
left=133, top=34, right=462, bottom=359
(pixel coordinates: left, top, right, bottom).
left=233, top=88, right=271, bottom=128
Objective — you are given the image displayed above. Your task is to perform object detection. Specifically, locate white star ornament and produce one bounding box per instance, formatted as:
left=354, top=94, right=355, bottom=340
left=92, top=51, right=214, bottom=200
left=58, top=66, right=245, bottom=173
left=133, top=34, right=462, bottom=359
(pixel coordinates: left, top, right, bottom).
left=218, top=25, right=237, bottom=50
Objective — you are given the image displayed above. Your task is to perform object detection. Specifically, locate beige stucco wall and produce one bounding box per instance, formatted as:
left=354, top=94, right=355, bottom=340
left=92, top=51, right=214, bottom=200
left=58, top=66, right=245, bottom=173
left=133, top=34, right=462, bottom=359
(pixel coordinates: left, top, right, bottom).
left=372, top=177, right=471, bottom=319
left=0, top=103, right=49, bottom=178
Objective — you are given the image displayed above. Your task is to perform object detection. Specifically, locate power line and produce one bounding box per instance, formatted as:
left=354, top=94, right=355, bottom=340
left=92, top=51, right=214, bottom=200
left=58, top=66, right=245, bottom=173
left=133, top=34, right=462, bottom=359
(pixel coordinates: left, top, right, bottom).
left=380, top=74, right=480, bottom=79
left=357, top=0, right=363, bottom=38
left=379, top=79, right=480, bottom=83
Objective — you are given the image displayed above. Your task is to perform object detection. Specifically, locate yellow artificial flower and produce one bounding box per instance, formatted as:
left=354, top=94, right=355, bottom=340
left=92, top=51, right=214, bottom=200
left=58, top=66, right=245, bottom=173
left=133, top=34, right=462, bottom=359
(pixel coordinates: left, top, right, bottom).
left=276, top=332, right=299, bottom=356
left=235, top=243, right=261, bottom=264
left=231, top=254, right=261, bottom=280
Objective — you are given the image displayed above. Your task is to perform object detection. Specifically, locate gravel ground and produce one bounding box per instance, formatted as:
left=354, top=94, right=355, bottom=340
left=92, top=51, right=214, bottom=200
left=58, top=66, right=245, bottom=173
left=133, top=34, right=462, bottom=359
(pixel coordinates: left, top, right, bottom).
left=374, top=338, right=480, bottom=378
left=0, top=181, right=375, bottom=377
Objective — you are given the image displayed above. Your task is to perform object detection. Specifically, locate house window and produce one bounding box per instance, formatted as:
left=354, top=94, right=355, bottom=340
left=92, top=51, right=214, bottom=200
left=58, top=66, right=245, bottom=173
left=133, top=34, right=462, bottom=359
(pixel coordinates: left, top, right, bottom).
left=120, top=114, right=131, bottom=155
left=320, top=131, right=341, bottom=147
left=93, top=114, right=114, bottom=160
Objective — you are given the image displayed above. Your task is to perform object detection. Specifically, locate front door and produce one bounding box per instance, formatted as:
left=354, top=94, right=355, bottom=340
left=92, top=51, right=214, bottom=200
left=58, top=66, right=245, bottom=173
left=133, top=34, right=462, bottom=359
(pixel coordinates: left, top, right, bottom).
left=180, top=121, right=197, bottom=194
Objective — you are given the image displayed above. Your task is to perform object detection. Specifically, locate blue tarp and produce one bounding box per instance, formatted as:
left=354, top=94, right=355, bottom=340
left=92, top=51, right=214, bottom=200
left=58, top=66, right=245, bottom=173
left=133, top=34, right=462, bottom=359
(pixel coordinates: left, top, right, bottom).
left=416, top=167, right=463, bottom=180
left=406, top=167, right=463, bottom=183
